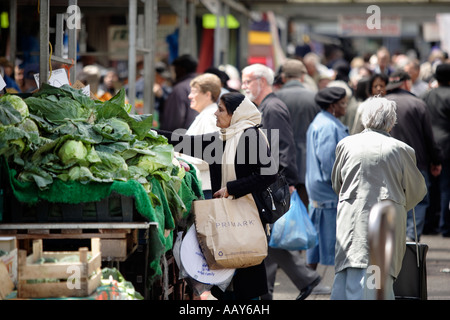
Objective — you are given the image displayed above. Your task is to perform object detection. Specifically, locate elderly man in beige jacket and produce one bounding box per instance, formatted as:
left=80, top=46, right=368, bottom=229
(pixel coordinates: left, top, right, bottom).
left=331, top=96, right=427, bottom=300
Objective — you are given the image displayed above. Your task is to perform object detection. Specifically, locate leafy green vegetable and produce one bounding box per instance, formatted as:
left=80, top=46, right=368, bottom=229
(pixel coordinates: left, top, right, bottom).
left=18, top=118, right=39, bottom=133
left=1, top=94, right=29, bottom=118
left=57, top=139, right=87, bottom=165
left=101, top=267, right=144, bottom=300
left=137, top=144, right=174, bottom=175
left=93, top=118, right=134, bottom=141
left=0, top=101, right=23, bottom=126
left=95, top=94, right=154, bottom=141
left=0, top=85, right=204, bottom=291
left=67, top=165, right=95, bottom=182
left=86, top=145, right=101, bottom=164
left=31, top=83, right=97, bottom=111
left=18, top=161, right=54, bottom=189
left=90, top=150, right=129, bottom=181
left=25, top=95, right=93, bottom=124
left=0, top=85, right=192, bottom=237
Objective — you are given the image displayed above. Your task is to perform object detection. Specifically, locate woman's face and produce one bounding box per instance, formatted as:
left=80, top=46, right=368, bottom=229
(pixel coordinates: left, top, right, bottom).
left=104, top=71, right=118, bottom=88
left=331, top=96, right=348, bottom=118
left=188, top=85, right=211, bottom=112
left=372, top=77, right=387, bottom=96
left=214, top=100, right=232, bottom=129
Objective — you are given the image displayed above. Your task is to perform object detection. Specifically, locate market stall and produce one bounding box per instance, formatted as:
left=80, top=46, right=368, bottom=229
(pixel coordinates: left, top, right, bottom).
left=0, top=84, right=204, bottom=299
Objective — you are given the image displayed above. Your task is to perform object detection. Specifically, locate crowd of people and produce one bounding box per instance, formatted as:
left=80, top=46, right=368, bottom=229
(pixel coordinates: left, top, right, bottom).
left=151, top=46, right=448, bottom=301
left=1, top=43, right=449, bottom=301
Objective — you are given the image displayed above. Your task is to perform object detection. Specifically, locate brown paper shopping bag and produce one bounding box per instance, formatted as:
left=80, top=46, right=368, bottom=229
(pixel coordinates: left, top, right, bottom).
left=193, top=194, right=268, bottom=270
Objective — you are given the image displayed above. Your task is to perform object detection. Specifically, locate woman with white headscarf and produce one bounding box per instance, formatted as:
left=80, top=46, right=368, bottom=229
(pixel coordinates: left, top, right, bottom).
left=157, top=92, right=277, bottom=299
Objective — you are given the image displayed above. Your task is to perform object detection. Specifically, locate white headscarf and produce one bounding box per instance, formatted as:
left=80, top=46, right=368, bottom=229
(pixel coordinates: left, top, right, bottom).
left=220, top=96, right=262, bottom=187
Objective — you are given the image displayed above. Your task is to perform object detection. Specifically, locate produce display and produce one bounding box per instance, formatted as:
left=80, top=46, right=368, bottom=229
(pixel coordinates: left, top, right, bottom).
left=0, top=84, right=204, bottom=285
left=0, top=85, right=184, bottom=200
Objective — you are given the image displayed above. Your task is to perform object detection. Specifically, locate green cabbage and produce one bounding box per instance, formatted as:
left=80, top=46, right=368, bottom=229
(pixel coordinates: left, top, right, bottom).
left=68, top=165, right=95, bottom=182
left=137, top=144, right=174, bottom=175
left=85, top=146, right=101, bottom=164
left=0, top=85, right=191, bottom=224
left=57, top=140, right=87, bottom=165
left=18, top=118, right=39, bottom=133
left=0, top=95, right=29, bottom=118
left=93, top=118, right=133, bottom=141
left=9, top=138, right=25, bottom=153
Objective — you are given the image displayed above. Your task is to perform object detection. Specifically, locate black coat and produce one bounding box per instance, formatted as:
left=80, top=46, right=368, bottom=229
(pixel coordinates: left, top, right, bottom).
left=159, top=72, right=198, bottom=131
left=158, top=127, right=277, bottom=299
left=258, top=93, right=300, bottom=186
left=386, top=89, right=443, bottom=170
left=275, top=80, right=320, bottom=184
left=421, top=86, right=450, bottom=161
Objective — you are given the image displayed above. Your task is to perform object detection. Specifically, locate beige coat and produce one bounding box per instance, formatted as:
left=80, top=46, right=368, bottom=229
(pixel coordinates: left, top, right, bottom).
left=332, top=129, right=427, bottom=278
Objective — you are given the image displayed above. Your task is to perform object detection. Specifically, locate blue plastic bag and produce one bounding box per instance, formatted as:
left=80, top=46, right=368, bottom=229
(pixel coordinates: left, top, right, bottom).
left=269, top=191, right=318, bottom=251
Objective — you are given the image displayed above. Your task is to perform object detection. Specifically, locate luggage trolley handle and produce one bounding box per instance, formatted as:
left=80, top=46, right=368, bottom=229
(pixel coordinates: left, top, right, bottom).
left=412, top=208, right=420, bottom=268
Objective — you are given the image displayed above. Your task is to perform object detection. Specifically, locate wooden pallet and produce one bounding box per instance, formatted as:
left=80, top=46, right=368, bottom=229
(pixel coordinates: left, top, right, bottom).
left=17, top=238, right=102, bottom=298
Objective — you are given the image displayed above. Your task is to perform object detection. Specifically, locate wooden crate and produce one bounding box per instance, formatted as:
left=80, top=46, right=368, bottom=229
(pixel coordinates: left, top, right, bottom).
left=17, top=238, right=102, bottom=298
left=0, top=224, right=140, bottom=262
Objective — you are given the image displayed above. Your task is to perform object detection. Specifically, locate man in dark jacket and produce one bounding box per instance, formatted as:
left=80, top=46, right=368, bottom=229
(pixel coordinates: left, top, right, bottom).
left=275, top=59, right=320, bottom=207
left=159, top=54, right=198, bottom=131
left=241, top=63, right=321, bottom=300
left=386, top=69, right=443, bottom=241
left=241, top=63, right=299, bottom=189
left=421, top=63, right=450, bottom=237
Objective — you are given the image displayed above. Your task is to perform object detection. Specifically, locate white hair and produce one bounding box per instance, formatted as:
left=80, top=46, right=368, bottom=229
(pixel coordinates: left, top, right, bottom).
left=242, top=64, right=274, bottom=85
left=360, top=96, right=397, bottom=132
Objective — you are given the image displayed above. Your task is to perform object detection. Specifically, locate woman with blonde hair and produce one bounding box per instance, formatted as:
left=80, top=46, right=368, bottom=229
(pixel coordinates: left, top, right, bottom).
left=184, top=73, right=222, bottom=199
left=186, top=73, right=222, bottom=135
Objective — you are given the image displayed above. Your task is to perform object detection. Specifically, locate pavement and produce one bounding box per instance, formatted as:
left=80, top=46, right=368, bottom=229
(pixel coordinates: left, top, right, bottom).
left=273, top=234, right=450, bottom=300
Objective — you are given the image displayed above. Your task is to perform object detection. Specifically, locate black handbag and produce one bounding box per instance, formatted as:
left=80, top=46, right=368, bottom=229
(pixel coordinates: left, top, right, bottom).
left=252, top=126, right=291, bottom=225
left=393, top=209, right=428, bottom=300
left=254, top=172, right=290, bottom=225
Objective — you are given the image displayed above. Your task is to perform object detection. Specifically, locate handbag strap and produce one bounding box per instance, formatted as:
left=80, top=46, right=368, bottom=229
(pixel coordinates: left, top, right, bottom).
left=255, top=125, right=270, bottom=148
